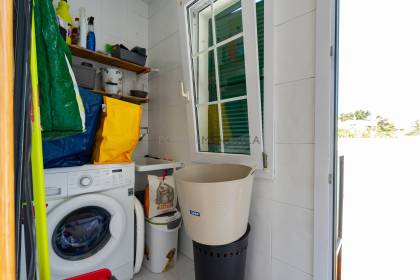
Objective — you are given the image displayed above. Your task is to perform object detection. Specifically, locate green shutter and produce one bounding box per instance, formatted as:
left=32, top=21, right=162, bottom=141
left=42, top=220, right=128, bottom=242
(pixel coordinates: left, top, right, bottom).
left=207, top=0, right=264, bottom=154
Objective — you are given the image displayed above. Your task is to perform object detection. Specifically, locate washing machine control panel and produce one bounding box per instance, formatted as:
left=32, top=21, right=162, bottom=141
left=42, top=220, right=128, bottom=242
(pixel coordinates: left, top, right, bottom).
left=111, top=168, right=132, bottom=186
left=65, top=165, right=134, bottom=196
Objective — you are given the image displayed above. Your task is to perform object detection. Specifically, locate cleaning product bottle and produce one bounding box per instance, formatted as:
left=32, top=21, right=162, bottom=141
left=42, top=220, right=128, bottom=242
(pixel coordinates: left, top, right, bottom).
left=78, top=8, right=87, bottom=48
left=56, top=0, right=73, bottom=44
left=71, top=17, right=79, bottom=45
left=86, top=16, right=96, bottom=51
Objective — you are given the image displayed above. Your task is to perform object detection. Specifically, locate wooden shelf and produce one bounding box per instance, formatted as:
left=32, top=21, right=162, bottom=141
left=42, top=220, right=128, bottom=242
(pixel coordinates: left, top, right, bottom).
left=69, top=45, right=151, bottom=74
left=90, top=89, right=149, bottom=105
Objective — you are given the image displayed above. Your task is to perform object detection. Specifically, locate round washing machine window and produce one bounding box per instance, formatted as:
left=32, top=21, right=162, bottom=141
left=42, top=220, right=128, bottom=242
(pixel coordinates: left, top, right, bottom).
left=52, top=206, right=112, bottom=261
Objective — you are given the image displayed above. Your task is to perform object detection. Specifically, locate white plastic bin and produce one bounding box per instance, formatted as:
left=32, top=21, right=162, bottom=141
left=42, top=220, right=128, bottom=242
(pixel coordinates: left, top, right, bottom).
left=144, top=210, right=182, bottom=273
left=174, top=164, right=256, bottom=246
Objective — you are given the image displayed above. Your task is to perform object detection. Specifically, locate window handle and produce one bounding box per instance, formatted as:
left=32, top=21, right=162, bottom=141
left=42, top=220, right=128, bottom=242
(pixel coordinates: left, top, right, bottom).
left=180, top=82, right=190, bottom=101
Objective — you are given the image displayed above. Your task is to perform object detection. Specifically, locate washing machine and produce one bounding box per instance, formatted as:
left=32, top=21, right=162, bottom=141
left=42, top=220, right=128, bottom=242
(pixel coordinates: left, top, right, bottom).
left=44, top=163, right=135, bottom=280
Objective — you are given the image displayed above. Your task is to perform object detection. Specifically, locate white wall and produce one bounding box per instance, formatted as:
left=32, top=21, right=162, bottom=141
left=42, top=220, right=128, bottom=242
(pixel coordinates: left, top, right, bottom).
left=148, top=1, right=316, bottom=279
left=146, top=0, right=194, bottom=257
left=147, top=0, right=191, bottom=164
left=246, top=1, right=316, bottom=279
left=56, top=0, right=150, bottom=158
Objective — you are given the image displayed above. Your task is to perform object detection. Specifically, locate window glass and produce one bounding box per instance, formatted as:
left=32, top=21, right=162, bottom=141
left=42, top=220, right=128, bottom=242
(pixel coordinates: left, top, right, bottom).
left=221, top=99, right=250, bottom=154
left=52, top=206, right=111, bottom=260
left=197, top=50, right=217, bottom=104
left=214, top=0, right=243, bottom=43
left=217, top=37, right=246, bottom=100
left=197, top=104, right=221, bottom=152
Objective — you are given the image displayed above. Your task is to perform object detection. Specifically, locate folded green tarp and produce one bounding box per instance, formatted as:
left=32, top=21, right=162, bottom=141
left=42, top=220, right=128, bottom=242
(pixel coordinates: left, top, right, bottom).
left=34, top=0, right=85, bottom=139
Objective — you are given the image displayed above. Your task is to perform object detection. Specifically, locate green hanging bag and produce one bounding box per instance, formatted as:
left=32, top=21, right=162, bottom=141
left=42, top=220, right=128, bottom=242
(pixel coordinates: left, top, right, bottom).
left=34, top=0, right=85, bottom=139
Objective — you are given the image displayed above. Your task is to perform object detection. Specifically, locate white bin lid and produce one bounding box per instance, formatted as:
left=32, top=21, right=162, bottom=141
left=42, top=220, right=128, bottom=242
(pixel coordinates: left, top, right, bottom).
left=146, top=210, right=182, bottom=226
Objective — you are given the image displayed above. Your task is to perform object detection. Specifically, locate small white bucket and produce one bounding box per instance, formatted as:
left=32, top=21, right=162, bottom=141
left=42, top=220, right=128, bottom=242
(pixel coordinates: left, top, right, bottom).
left=175, top=164, right=256, bottom=246
left=144, top=210, right=182, bottom=273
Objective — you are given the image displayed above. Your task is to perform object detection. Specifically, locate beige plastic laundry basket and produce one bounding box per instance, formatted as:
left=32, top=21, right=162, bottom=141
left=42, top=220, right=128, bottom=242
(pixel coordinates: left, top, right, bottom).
left=174, top=164, right=256, bottom=246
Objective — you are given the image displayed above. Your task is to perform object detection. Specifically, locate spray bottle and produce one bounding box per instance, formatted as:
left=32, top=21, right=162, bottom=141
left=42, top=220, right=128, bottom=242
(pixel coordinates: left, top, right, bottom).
left=87, top=16, right=96, bottom=51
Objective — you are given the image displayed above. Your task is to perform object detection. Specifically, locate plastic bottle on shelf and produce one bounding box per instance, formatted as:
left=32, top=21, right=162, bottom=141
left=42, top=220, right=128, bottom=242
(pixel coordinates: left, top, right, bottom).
left=71, top=17, right=79, bottom=45
left=86, top=16, right=96, bottom=51
left=78, top=8, right=87, bottom=48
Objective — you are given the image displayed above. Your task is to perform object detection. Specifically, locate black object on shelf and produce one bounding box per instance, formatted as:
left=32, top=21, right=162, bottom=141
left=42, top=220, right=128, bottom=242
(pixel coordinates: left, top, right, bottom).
left=111, top=44, right=147, bottom=66
left=130, top=90, right=148, bottom=98
left=131, top=46, right=146, bottom=56
left=193, top=224, right=251, bottom=280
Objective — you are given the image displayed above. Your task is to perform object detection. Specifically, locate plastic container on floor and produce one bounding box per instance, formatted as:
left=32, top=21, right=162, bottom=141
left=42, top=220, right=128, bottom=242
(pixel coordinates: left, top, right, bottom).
left=174, top=164, right=256, bottom=246
left=144, top=210, right=182, bottom=273
left=193, top=224, right=251, bottom=280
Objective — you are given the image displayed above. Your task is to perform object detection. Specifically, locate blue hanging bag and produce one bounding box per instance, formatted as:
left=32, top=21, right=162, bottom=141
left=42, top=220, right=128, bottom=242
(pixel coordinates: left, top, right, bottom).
left=43, top=88, right=103, bottom=168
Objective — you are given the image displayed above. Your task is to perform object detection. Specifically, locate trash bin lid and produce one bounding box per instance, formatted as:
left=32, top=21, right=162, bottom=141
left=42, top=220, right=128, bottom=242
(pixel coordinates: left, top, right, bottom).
left=146, top=210, right=182, bottom=226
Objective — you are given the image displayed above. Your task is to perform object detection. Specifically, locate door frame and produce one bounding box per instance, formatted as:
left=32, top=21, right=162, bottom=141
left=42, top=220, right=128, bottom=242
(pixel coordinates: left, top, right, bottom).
left=314, top=0, right=337, bottom=279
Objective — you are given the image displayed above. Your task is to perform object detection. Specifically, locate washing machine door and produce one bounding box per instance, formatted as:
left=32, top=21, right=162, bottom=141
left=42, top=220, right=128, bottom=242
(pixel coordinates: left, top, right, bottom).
left=48, top=193, right=126, bottom=277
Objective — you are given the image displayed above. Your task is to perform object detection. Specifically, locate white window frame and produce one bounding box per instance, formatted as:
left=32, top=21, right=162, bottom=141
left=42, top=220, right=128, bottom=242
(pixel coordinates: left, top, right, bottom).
left=177, top=0, right=269, bottom=170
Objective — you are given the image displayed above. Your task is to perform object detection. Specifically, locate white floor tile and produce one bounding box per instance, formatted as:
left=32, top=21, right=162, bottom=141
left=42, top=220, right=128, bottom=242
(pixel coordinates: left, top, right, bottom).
left=134, top=254, right=195, bottom=280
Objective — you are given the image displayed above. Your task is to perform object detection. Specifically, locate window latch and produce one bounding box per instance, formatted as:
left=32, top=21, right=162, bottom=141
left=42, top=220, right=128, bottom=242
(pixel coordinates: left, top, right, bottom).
left=180, top=82, right=190, bottom=102
left=262, top=152, right=268, bottom=169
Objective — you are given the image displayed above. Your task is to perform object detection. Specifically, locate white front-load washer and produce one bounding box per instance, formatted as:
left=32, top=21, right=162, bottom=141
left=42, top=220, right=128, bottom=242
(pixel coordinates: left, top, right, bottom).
left=44, top=163, right=135, bottom=280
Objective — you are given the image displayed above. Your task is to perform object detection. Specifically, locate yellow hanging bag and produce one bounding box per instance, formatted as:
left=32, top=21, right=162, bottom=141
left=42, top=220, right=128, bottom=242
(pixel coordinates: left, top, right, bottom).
left=92, top=97, right=142, bottom=164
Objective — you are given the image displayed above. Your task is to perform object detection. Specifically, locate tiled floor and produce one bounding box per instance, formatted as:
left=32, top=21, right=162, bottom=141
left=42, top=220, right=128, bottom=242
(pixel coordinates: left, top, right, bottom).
left=134, top=254, right=195, bottom=280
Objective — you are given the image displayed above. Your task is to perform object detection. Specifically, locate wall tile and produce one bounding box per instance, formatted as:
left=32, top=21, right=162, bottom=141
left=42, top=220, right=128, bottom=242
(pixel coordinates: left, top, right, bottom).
left=246, top=247, right=272, bottom=280
left=274, top=0, right=316, bottom=26
left=148, top=0, right=169, bottom=19
left=127, top=0, right=149, bottom=19
left=149, top=0, right=179, bottom=47
left=275, top=78, right=315, bottom=144
left=124, top=11, right=148, bottom=48
left=271, top=201, right=314, bottom=274
left=150, top=66, right=185, bottom=107
left=148, top=32, right=181, bottom=74
left=179, top=226, right=194, bottom=260
left=273, top=144, right=314, bottom=210
left=100, top=0, right=125, bottom=44
left=249, top=196, right=272, bottom=256
left=274, top=12, right=315, bottom=84
left=252, top=177, right=275, bottom=202
left=164, top=106, right=190, bottom=142
left=272, top=258, right=313, bottom=280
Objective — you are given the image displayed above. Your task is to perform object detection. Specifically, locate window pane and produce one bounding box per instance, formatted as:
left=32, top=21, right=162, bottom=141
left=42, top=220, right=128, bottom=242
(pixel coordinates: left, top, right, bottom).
left=197, top=50, right=217, bottom=104
left=213, top=0, right=243, bottom=43
left=197, top=104, right=222, bottom=153
left=217, top=37, right=246, bottom=100
left=221, top=99, right=250, bottom=154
